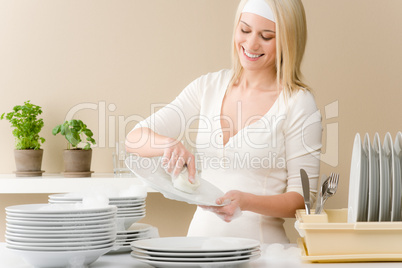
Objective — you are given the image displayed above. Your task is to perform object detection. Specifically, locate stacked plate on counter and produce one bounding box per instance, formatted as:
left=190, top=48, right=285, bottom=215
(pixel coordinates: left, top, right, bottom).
left=48, top=192, right=152, bottom=253
left=109, top=223, right=157, bottom=254
left=348, top=132, right=402, bottom=222
left=130, top=237, right=260, bottom=267
left=5, top=203, right=117, bottom=268
left=49, top=193, right=146, bottom=230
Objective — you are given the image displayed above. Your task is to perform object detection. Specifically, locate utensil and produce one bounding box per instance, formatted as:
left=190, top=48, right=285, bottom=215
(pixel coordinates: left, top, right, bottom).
left=300, top=169, right=310, bottom=215
left=315, top=174, right=330, bottom=214
left=316, top=173, right=339, bottom=214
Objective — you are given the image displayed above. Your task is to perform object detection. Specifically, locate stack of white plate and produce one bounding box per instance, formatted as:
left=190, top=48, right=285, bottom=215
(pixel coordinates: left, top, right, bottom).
left=109, top=223, right=156, bottom=254
left=49, top=193, right=146, bottom=230
left=5, top=203, right=117, bottom=268
left=130, top=237, right=261, bottom=267
left=348, top=132, right=402, bottom=222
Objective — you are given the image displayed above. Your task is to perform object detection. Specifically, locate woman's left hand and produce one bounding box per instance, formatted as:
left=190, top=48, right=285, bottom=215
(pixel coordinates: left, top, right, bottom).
left=200, top=190, right=246, bottom=222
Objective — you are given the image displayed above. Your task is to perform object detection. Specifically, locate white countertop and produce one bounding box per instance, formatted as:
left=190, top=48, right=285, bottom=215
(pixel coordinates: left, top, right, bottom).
left=1, top=243, right=402, bottom=268
left=0, top=173, right=156, bottom=193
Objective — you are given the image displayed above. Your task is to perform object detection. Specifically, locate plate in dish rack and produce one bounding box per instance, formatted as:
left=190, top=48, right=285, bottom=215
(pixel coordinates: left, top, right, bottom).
left=365, top=133, right=379, bottom=222
left=384, top=132, right=401, bottom=222
left=125, top=155, right=225, bottom=206
left=364, top=134, right=373, bottom=221
left=348, top=133, right=368, bottom=222
left=394, top=132, right=402, bottom=219
left=380, top=133, right=393, bottom=221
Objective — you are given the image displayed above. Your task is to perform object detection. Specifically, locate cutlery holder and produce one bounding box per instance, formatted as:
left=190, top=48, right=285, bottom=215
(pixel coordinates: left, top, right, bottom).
left=296, top=209, right=402, bottom=256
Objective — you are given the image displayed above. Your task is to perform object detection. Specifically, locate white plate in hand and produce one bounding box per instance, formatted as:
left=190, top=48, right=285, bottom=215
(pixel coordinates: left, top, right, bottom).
left=125, top=155, right=225, bottom=206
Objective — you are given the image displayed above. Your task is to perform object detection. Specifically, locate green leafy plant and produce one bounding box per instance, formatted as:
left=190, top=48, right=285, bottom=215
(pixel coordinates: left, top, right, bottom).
left=1, top=100, right=45, bottom=150
left=52, top=119, right=96, bottom=150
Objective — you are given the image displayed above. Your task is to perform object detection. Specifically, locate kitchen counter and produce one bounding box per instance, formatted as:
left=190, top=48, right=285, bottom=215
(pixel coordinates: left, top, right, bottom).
left=1, top=243, right=402, bottom=268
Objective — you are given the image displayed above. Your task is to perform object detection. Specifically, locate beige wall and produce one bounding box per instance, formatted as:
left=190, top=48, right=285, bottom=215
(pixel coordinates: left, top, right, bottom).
left=1, top=0, right=402, bottom=243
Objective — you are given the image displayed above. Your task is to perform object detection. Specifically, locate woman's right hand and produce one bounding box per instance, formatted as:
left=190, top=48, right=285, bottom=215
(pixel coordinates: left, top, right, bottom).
left=161, top=138, right=196, bottom=184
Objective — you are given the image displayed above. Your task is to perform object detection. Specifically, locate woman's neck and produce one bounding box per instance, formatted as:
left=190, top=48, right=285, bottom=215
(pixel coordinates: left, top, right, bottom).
left=237, top=69, right=279, bottom=93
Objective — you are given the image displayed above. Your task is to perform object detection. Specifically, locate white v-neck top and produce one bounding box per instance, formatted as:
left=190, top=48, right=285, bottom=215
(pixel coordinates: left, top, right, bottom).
left=133, top=69, right=322, bottom=243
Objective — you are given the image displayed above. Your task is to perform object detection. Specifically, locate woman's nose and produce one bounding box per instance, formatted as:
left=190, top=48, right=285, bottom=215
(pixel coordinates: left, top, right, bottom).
left=246, top=34, right=260, bottom=51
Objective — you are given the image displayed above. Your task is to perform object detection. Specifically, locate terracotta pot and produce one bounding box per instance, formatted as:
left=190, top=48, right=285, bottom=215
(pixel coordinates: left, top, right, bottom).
left=14, top=149, right=44, bottom=177
left=63, top=149, right=92, bottom=177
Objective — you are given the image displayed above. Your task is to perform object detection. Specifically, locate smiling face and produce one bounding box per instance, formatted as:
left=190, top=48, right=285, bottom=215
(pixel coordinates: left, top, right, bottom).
left=235, top=12, right=276, bottom=74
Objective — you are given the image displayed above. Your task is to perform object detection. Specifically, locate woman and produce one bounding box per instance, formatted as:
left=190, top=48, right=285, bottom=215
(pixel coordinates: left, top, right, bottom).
left=126, top=0, right=322, bottom=244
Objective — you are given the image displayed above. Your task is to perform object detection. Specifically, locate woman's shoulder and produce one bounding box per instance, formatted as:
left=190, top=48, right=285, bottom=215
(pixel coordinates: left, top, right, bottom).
left=196, top=69, right=232, bottom=84
left=182, top=69, right=231, bottom=101
left=279, top=89, right=320, bottom=120
left=288, top=89, right=318, bottom=108
left=190, top=69, right=232, bottom=97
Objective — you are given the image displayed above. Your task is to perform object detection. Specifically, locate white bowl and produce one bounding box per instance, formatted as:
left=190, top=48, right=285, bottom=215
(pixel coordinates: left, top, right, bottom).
left=6, top=203, right=117, bottom=214
left=116, top=216, right=145, bottom=230
left=7, top=246, right=113, bottom=268
left=6, top=225, right=116, bottom=235
left=49, top=193, right=147, bottom=201
left=6, top=241, right=115, bottom=251
left=5, top=233, right=114, bottom=243
left=116, top=208, right=145, bottom=214
left=6, top=217, right=115, bottom=227
left=6, top=213, right=115, bottom=222
left=6, top=238, right=115, bottom=248
left=6, top=210, right=116, bottom=219
left=6, top=230, right=116, bottom=239
left=6, top=222, right=116, bottom=231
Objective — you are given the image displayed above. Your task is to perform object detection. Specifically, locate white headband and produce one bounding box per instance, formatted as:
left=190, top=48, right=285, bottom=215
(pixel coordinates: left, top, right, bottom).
left=242, top=0, right=276, bottom=23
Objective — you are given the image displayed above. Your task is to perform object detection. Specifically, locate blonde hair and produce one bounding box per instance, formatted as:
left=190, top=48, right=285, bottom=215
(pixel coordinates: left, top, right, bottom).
left=229, top=0, right=310, bottom=96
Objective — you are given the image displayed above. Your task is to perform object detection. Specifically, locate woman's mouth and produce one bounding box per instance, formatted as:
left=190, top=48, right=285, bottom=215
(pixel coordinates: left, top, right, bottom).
left=243, top=47, right=264, bottom=60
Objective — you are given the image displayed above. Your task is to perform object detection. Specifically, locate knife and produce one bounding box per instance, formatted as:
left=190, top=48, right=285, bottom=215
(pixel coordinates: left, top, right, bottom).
left=300, top=168, right=311, bottom=215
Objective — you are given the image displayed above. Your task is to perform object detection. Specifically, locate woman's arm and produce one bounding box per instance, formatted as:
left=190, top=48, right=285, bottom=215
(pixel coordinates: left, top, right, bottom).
left=126, top=127, right=174, bottom=158
left=125, top=73, right=208, bottom=179
left=126, top=127, right=197, bottom=181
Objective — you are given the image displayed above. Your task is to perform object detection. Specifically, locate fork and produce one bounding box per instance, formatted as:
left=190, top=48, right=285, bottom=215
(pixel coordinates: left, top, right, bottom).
left=315, top=175, right=329, bottom=214
left=315, top=173, right=339, bottom=214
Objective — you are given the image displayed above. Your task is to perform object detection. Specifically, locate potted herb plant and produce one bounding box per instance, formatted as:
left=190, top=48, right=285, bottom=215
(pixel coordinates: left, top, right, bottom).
left=52, top=119, right=96, bottom=177
left=1, top=101, right=46, bottom=177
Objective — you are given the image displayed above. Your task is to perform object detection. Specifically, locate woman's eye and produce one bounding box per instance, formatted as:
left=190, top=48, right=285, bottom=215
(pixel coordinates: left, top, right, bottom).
left=261, top=35, right=273, bottom=41
left=241, top=29, right=251, bottom=34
